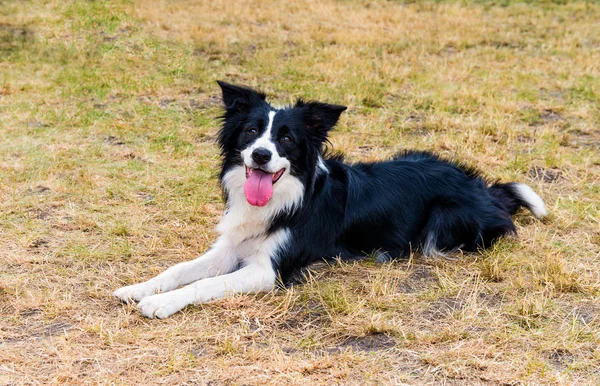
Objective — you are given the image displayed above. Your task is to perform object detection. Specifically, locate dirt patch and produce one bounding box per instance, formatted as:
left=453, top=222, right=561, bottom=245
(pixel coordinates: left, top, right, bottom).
left=521, top=107, right=566, bottom=127
left=539, top=88, right=565, bottom=102
left=189, top=95, right=221, bottom=109
left=301, top=333, right=397, bottom=355
left=477, top=292, right=504, bottom=308
left=354, top=145, right=374, bottom=155
left=104, top=136, right=125, bottom=145
left=137, top=94, right=222, bottom=112
left=190, top=345, right=207, bottom=358
left=528, top=166, right=562, bottom=183
left=539, top=109, right=564, bottom=123
left=27, top=121, right=50, bottom=128
left=122, top=152, right=145, bottom=161
left=480, top=39, right=524, bottom=49
left=408, top=126, right=431, bottom=138
left=516, top=135, right=535, bottom=144
left=28, top=208, right=51, bottom=220
left=398, top=266, right=437, bottom=294
left=3, top=322, right=73, bottom=344
left=136, top=192, right=155, bottom=203
left=565, top=129, right=600, bottom=149
left=159, top=98, right=176, bottom=107
left=28, top=185, right=51, bottom=195
left=282, top=302, right=328, bottom=331
left=421, top=297, right=463, bottom=321
left=438, top=45, right=458, bottom=56
left=19, top=308, right=42, bottom=318
left=100, top=28, right=130, bottom=42
left=405, top=113, right=427, bottom=124
left=193, top=132, right=216, bottom=143
left=0, top=23, right=32, bottom=50
left=282, top=313, right=309, bottom=330
left=28, top=238, right=48, bottom=248
left=546, top=349, right=574, bottom=371
left=44, top=322, right=72, bottom=337
left=572, top=305, right=597, bottom=324
left=340, top=333, right=396, bottom=352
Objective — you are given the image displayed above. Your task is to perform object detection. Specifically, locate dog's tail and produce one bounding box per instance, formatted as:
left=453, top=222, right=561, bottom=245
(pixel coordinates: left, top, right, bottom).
left=488, top=182, right=547, bottom=218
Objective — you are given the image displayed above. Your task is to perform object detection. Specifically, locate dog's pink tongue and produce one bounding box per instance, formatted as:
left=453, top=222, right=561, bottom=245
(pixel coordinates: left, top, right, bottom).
left=244, top=169, right=274, bottom=207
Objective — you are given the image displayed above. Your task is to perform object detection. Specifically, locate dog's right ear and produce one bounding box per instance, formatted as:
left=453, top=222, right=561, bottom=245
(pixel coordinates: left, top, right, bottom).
left=295, top=99, right=347, bottom=143
left=217, top=80, right=266, bottom=114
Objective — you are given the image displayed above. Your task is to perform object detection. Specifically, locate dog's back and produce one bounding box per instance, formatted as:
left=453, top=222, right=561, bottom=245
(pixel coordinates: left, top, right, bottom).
left=273, top=151, right=546, bottom=282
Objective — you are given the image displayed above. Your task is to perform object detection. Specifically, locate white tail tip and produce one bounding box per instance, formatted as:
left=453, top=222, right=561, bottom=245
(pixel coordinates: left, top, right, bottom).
left=513, top=183, right=548, bottom=218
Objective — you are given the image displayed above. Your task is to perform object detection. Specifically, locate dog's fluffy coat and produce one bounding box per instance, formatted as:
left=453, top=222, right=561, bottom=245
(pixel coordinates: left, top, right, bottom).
left=114, top=81, right=546, bottom=318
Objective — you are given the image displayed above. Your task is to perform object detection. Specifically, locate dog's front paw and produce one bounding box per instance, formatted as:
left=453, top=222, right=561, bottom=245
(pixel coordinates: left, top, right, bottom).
left=137, top=292, right=187, bottom=319
left=113, top=282, right=157, bottom=303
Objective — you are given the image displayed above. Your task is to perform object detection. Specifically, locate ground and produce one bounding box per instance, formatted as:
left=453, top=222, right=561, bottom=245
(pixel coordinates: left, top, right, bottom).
left=1, top=0, right=599, bottom=384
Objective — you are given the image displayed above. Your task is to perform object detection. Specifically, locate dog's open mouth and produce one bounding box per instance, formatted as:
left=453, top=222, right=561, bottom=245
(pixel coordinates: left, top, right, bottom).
left=243, top=166, right=285, bottom=207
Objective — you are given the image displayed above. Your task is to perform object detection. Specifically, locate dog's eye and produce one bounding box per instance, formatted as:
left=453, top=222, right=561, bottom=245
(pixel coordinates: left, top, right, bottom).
left=246, top=128, right=258, bottom=135
left=281, top=135, right=292, bottom=143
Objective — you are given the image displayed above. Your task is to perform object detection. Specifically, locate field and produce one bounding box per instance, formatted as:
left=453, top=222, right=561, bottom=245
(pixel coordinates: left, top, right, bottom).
left=1, top=0, right=599, bottom=384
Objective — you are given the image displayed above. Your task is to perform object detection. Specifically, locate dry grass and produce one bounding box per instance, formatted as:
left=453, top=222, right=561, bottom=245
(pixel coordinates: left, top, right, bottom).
left=1, top=0, right=599, bottom=384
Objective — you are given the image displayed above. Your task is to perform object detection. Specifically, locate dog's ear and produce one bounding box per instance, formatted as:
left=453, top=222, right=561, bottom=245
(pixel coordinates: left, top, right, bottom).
left=295, top=99, right=347, bottom=141
left=217, top=80, right=266, bottom=114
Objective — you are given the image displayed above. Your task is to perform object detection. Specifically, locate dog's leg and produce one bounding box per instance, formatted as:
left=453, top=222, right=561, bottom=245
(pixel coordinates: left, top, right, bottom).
left=113, top=237, right=237, bottom=303
left=137, top=256, right=276, bottom=319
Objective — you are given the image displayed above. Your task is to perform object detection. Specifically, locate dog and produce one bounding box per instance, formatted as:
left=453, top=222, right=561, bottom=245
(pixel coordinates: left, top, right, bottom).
left=113, top=81, right=547, bottom=319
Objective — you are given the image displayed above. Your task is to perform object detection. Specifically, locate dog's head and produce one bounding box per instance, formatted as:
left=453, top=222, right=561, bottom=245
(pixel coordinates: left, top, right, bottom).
left=217, top=81, right=346, bottom=208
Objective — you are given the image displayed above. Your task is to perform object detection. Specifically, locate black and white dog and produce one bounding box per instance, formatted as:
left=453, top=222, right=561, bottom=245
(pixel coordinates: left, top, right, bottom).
left=114, top=81, right=547, bottom=318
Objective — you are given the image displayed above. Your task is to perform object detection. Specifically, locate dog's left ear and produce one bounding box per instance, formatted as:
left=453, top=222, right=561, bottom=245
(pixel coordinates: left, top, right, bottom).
left=217, top=80, right=266, bottom=114
left=296, top=99, right=347, bottom=140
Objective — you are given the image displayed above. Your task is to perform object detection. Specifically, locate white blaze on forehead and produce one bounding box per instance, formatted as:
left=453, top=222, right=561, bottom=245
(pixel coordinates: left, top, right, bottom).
left=265, top=110, right=276, bottom=137
left=251, top=110, right=277, bottom=152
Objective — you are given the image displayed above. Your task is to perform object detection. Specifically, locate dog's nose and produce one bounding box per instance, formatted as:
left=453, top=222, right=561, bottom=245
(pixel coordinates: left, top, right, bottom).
left=252, top=148, right=272, bottom=165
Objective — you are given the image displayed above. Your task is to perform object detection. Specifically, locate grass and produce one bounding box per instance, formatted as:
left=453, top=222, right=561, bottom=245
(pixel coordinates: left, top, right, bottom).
left=1, top=0, right=599, bottom=384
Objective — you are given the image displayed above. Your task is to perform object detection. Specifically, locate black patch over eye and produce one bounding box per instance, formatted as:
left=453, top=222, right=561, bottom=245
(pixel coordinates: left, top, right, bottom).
left=246, top=128, right=258, bottom=135
left=281, top=135, right=293, bottom=143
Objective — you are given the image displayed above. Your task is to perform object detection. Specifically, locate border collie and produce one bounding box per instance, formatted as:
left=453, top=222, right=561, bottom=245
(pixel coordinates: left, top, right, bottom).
left=114, top=81, right=547, bottom=319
